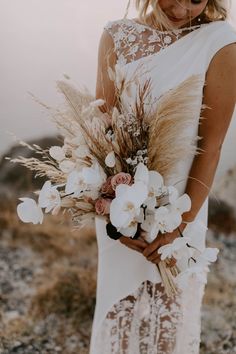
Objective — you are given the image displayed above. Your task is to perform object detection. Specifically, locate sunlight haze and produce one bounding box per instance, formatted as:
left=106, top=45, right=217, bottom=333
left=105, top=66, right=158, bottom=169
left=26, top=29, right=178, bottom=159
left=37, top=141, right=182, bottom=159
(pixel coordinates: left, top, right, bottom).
left=0, top=0, right=235, bottom=178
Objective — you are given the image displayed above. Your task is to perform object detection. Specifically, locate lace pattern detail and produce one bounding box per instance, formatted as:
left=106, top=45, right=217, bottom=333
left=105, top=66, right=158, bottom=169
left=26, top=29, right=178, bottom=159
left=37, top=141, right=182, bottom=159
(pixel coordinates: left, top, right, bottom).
left=93, top=279, right=205, bottom=354
left=104, top=19, right=202, bottom=66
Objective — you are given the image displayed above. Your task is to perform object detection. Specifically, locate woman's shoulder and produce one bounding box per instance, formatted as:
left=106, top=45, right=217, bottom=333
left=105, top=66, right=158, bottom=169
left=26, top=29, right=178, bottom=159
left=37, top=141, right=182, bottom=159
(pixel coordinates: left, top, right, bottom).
left=201, top=19, right=236, bottom=36
left=103, top=18, right=129, bottom=30
left=103, top=18, right=142, bottom=37
left=202, top=20, right=236, bottom=71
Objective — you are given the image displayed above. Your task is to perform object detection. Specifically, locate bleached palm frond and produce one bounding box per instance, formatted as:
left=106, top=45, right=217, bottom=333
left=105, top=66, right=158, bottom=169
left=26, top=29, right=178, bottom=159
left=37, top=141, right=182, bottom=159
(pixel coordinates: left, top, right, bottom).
left=55, top=80, right=115, bottom=173
left=10, top=156, right=66, bottom=183
left=147, top=75, right=205, bottom=180
left=56, top=80, right=94, bottom=118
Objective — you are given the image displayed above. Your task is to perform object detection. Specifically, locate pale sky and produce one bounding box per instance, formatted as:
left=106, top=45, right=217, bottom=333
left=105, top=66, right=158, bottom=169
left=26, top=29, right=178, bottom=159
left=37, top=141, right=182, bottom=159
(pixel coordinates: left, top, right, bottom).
left=0, top=0, right=236, bottom=177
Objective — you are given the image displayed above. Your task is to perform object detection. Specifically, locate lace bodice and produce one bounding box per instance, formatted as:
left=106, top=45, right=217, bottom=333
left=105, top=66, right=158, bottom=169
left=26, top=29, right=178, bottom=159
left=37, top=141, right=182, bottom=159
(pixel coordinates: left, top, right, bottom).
left=104, top=18, right=202, bottom=66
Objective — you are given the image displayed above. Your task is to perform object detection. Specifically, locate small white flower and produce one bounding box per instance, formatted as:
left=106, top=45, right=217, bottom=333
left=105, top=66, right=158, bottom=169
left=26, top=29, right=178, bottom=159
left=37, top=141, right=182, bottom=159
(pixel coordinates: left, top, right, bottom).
left=59, top=159, right=76, bottom=173
left=164, top=35, right=172, bottom=44
left=38, top=181, right=61, bottom=214
left=105, top=151, right=116, bottom=168
left=17, top=198, right=44, bottom=224
left=49, top=146, right=65, bottom=162
left=128, top=34, right=136, bottom=42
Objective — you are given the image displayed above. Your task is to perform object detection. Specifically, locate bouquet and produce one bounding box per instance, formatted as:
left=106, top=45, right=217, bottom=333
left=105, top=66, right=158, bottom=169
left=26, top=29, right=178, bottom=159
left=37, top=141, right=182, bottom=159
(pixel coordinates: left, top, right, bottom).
left=10, top=64, right=219, bottom=297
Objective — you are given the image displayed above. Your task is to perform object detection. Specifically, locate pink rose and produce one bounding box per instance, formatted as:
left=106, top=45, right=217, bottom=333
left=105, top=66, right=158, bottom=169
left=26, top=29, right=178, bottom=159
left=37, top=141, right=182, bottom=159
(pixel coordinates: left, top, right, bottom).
left=101, top=176, right=115, bottom=196
left=95, top=198, right=112, bottom=215
left=111, top=172, right=132, bottom=190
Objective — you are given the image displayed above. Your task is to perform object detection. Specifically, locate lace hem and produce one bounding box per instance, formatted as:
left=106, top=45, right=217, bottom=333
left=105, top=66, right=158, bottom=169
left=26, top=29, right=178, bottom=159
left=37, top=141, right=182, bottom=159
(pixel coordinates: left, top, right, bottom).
left=91, top=278, right=205, bottom=354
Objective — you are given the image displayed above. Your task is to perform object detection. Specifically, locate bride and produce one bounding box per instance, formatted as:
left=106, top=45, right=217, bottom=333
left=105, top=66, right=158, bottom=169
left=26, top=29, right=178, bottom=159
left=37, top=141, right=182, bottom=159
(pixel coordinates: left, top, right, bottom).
left=89, top=1, right=236, bottom=353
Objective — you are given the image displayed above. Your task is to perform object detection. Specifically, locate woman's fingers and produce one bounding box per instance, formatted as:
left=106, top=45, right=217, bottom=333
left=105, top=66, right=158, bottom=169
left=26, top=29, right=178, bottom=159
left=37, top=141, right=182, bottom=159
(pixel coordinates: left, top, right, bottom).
left=142, top=238, right=161, bottom=258
left=165, top=257, right=177, bottom=268
left=150, top=255, right=161, bottom=264
left=119, top=236, right=147, bottom=253
left=147, top=250, right=161, bottom=262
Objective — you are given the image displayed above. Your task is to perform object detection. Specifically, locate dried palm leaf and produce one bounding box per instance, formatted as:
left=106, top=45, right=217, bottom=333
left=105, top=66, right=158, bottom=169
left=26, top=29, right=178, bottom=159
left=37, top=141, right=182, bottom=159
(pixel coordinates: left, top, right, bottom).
left=147, top=75, right=205, bottom=180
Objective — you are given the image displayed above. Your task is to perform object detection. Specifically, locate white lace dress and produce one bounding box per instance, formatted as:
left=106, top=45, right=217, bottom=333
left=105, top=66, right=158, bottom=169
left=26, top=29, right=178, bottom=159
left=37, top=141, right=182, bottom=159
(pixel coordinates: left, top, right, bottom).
left=89, top=18, right=236, bottom=354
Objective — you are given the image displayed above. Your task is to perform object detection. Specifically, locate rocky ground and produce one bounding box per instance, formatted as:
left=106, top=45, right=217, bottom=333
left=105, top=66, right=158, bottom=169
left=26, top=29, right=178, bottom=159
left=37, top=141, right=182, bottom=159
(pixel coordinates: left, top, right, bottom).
left=0, top=141, right=235, bottom=354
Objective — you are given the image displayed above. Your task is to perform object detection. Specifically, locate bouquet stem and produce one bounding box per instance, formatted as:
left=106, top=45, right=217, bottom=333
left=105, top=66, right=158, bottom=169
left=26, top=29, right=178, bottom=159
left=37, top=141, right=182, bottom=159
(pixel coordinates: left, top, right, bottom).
left=157, top=261, right=180, bottom=298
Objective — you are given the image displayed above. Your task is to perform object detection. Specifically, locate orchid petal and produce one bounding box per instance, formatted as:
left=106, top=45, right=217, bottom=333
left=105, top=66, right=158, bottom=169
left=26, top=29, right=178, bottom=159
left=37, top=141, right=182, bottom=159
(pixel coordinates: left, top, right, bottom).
left=105, top=151, right=116, bottom=168
left=119, top=223, right=138, bottom=237
left=59, top=159, right=76, bottom=173
left=17, top=198, right=43, bottom=224
left=134, top=163, right=149, bottom=185
left=49, top=146, right=65, bottom=162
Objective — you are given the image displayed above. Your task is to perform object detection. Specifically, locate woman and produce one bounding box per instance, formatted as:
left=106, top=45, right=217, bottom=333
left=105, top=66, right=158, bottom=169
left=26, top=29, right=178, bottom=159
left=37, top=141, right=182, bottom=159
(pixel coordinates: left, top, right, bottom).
left=90, top=1, right=236, bottom=353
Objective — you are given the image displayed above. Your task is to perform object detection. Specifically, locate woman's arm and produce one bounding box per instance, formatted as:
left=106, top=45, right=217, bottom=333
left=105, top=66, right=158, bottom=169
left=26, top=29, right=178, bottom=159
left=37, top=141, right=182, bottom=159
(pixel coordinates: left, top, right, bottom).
left=95, top=30, right=117, bottom=114
left=143, top=43, right=236, bottom=263
left=182, top=43, right=236, bottom=222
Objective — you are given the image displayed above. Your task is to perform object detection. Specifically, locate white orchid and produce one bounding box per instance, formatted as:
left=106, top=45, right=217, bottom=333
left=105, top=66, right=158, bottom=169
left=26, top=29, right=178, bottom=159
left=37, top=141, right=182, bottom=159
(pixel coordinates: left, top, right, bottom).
left=143, top=204, right=182, bottom=242
left=156, top=206, right=182, bottom=233
left=49, top=146, right=65, bottom=162
left=158, top=236, right=193, bottom=261
left=65, top=163, right=106, bottom=198
left=195, top=247, right=219, bottom=267
left=17, top=198, right=44, bottom=224
left=38, top=181, right=61, bottom=214
left=65, top=170, right=87, bottom=197
left=110, top=181, right=148, bottom=232
left=119, top=221, right=138, bottom=238
left=82, top=162, right=107, bottom=188
left=168, top=186, right=191, bottom=214
left=146, top=171, right=164, bottom=209
left=134, top=163, right=164, bottom=210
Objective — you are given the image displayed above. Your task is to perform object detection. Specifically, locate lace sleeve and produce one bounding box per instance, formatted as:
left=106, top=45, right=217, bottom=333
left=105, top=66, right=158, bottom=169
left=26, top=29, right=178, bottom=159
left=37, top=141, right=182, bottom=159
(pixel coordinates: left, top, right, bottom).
left=103, top=20, right=127, bottom=66
left=103, top=19, right=147, bottom=66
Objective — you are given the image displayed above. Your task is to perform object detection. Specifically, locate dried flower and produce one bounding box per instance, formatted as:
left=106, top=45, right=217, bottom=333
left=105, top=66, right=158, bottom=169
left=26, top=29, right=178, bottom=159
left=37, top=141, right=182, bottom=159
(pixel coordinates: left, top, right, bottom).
left=111, top=172, right=132, bottom=190
left=95, top=198, right=112, bottom=215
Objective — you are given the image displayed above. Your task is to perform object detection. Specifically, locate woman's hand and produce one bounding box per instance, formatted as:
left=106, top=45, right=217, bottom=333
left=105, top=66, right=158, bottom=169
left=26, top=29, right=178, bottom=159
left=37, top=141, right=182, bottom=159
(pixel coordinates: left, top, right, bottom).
left=119, top=236, right=148, bottom=254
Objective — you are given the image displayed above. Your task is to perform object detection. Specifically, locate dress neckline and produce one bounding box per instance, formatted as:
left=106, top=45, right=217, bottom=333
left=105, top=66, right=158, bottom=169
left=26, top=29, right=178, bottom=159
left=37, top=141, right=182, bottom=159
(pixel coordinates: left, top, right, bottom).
left=125, top=18, right=205, bottom=33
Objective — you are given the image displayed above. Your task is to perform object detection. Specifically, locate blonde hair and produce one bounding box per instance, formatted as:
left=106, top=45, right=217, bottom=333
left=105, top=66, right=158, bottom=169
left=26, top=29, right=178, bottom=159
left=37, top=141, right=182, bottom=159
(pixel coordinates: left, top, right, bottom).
left=133, top=0, right=230, bottom=30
